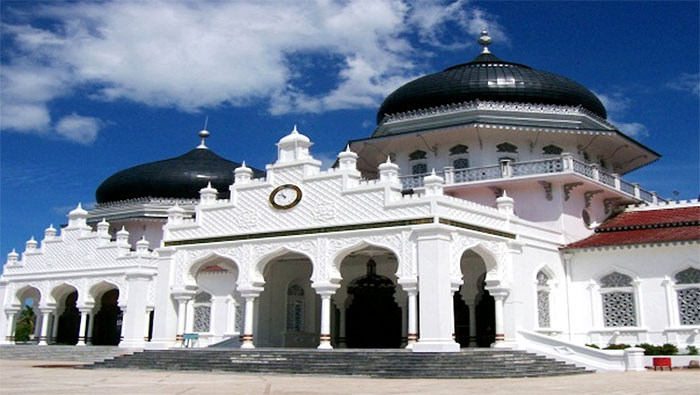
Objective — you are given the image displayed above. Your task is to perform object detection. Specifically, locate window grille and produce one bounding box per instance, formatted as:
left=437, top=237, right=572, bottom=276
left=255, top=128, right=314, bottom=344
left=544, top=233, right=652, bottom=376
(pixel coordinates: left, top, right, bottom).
left=675, top=268, right=700, bottom=325
left=536, top=271, right=551, bottom=328
left=286, top=284, right=305, bottom=332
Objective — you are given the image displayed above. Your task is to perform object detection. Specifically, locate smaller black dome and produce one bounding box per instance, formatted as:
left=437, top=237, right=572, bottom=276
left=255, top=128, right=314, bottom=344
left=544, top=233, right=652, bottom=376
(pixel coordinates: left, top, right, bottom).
left=96, top=147, right=264, bottom=204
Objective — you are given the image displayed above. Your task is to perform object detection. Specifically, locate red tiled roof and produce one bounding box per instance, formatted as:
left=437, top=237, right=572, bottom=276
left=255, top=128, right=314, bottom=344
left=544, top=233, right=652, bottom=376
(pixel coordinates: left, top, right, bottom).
left=565, top=206, right=700, bottom=249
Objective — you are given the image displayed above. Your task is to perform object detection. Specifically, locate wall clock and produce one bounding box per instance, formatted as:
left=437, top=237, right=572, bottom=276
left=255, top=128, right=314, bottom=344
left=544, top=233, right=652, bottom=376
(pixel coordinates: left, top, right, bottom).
left=269, top=184, right=302, bottom=210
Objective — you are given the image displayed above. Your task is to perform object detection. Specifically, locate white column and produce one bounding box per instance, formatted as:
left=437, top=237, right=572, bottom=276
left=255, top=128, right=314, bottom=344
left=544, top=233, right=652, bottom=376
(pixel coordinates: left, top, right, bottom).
left=76, top=309, right=89, bottom=346
left=38, top=309, right=51, bottom=346
left=467, top=302, right=477, bottom=347
left=175, top=297, right=189, bottom=343
left=413, top=230, right=460, bottom=352
left=226, top=297, right=237, bottom=335
left=490, top=291, right=508, bottom=345
left=405, top=288, right=418, bottom=348
left=662, top=277, right=677, bottom=327
left=50, top=312, right=60, bottom=344
left=318, top=294, right=333, bottom=350
left=4, top=310, right=18, bottom=344
left=86, top=308, right=96, bottom=345
left=185, top=299, right=195, bottom=334
left=241, top=295, right=257, bottom=349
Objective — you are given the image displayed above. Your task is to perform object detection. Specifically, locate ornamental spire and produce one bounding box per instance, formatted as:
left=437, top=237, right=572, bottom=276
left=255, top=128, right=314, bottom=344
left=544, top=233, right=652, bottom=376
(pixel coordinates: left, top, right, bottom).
left=478, top=30, right=493, bottom=54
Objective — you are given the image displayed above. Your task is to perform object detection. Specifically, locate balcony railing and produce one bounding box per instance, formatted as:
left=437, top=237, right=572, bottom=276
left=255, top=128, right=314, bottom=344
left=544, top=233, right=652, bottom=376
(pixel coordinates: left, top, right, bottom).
left=399, top=154, right=660, bottom=204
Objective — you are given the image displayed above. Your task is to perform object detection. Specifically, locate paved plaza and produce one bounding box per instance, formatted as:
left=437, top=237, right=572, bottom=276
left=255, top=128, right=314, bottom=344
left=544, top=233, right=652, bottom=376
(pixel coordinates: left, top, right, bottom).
left=0, top=359, right=698, bottom=395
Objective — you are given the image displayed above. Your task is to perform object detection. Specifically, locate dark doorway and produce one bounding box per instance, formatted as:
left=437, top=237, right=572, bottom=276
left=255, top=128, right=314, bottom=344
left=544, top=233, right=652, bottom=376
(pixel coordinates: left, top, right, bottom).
left=475, top=289, right=495, bottom=347
left=345, top=259, right=401, bottom=348
left=56, top=291, right=80, bottom=344
left=453, top=287, right=470, bottom=347
left=92, top=289, right=122, bottom=345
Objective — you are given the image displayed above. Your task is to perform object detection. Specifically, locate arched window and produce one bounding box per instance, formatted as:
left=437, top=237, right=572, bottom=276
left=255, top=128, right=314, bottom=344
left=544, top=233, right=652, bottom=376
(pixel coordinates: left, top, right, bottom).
left=675, top=268, right=700, bottom=326
left=536, top=271, right=551, bottom=328
left=286, top=284, right=305, bottom=332
left=193, top=291, right=211, bottom=333
left=449, top=144, right=469, bottom=169
left=599, top=272, right=637, bottom=327
left=496, top=142, right=518, bottom=153
left=449, top=144, right=469, bottom=155
left=409, top=150, right=427, bottom=161
left=542, top=144, right=563, bottom=155
left=409, top=150, right=428, bottom=175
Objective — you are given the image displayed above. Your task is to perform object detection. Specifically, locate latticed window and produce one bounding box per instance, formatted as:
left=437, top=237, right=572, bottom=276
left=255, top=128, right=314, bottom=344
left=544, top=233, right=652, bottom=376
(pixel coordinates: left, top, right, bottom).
left=286, top=284, right=304, bottom=332
left=536, top=271, right=551, bottom=328
left=412, top=163, right=428, bottom=175
left=193, top=292, right=211, bottom=333
left=453, top=158, right=469, bottom=169
left=675, top=268, right=700, bottom=325
left=600, top=272, right=637, bottom=327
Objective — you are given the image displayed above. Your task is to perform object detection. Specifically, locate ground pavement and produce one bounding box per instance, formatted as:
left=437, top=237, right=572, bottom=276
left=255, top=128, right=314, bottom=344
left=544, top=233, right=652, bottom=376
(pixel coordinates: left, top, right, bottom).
left=0, top=359, right=698, bottom=395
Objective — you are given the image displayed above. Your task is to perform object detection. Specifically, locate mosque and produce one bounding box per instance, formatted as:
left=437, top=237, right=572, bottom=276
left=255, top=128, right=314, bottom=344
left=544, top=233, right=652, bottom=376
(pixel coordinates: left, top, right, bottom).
left=0, top=32, right=697, bottom=370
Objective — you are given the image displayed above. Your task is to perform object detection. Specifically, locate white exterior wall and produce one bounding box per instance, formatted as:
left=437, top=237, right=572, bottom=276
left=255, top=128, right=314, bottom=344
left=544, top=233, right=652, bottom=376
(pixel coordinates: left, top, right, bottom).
left=566, top=242, right=700, bottom=349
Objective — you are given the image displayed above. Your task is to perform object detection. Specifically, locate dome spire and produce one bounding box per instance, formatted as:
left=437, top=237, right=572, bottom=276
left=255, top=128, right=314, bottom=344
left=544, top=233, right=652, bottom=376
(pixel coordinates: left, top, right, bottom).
left=197, top=116, right=210, bottom=149
left=478, top=30, right=493, bottom=54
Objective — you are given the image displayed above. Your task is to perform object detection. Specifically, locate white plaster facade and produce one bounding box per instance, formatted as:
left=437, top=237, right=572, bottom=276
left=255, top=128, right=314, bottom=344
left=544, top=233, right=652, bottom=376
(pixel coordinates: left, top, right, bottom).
left=1, top=37, right=698, bottom=370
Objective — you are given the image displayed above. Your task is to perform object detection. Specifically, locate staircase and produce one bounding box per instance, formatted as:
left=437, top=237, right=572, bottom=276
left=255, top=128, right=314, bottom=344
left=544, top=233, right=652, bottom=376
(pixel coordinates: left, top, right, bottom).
left=87, top=348, right=591, bottom=378
left=0, top=345, right=140, bottom=363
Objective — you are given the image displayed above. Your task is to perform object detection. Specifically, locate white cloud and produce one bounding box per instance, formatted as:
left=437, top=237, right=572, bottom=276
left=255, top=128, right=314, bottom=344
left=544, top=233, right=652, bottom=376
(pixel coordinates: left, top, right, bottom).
left=55, top=114, right=102, bottom=145
left=594, top=90, right=649, bottom=138
left=1, top=0, right=505, bottom=141
left=666, top=72, right=700, bottom=97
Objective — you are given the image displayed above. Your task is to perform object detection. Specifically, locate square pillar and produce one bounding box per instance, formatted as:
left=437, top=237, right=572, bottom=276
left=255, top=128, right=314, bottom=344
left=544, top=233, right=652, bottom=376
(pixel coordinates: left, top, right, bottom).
left=412, top=229, right=460, bottom=352
left=119, top=271, right=152, bottom=348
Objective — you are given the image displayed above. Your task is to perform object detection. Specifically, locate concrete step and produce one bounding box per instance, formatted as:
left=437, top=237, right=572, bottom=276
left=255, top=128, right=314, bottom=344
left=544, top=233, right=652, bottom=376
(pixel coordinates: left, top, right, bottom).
left=0, top=345, right=140, bottom=363
left=87, top=348, right=590, bottom=378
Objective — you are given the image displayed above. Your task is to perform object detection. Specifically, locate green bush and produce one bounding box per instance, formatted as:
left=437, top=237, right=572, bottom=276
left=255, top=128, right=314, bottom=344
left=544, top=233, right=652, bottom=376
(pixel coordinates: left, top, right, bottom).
left=687, top=345, right=699, bottom=355
left=636, top=343, right=679, bottom=355
left=585, top=344, right=600, bottom=349
left=603, top=343, right=631, bottom=350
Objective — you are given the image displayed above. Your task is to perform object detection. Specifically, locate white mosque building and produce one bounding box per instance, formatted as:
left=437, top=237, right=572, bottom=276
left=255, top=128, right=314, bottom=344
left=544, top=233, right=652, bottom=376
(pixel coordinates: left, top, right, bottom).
left=0, top=32, right=698, bottom=370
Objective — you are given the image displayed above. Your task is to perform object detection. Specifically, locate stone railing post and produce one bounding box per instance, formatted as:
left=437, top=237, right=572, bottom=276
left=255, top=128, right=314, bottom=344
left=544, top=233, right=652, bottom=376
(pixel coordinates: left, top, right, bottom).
left=499, top=159, right=513, bottom=178
left=624, top=347, right=647, bottom=371
left=590, top=164, right=600, bottom=181
left=633, top=183, right=641, bottom=199
left=612, top=173, right=621, bottom=189
left=443, top=166, right=455, bottom=184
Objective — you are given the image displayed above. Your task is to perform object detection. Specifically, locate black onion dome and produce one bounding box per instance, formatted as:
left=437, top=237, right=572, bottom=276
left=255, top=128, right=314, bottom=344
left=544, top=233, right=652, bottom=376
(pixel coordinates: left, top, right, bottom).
left=95, top=147, right=263, bottom=204
left=377, top=50, right=607, bottom=124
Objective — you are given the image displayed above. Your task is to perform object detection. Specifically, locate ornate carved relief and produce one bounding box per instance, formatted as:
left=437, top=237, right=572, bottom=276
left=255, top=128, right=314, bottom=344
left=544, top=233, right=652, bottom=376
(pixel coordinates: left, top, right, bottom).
left=584, top=190, right=604, bottom=208
left=538, top=181, right=553, bottom=201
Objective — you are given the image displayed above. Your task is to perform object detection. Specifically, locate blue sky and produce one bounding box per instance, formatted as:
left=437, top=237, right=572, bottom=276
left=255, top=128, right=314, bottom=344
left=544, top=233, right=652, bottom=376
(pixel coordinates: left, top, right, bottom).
left=1, top=1, right=698, bottom=262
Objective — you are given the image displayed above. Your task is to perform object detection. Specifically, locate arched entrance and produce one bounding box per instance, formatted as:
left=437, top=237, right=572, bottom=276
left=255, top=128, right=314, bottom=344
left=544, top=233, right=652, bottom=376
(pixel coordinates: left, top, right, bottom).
left=454, top=250, right=496, bottom=347
left=191, top=259, right=239, bottom=346
left=336, top=246, right=403, bottom=349
left=92, top=289, right=122, bottom=345
left=346, top=258, right=401, bottom=348
left=14, top=286, right=41, bottom=343
left=257, top=252, right=317, bottom=348
left=55, top=290, right=80, bottom=345
left=453, top=286, right=470, bottom=347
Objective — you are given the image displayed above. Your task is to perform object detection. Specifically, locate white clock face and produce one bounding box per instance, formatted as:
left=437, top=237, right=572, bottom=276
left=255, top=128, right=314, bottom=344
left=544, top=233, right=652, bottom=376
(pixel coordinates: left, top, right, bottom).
left=270, top=184, right=302, bottom=209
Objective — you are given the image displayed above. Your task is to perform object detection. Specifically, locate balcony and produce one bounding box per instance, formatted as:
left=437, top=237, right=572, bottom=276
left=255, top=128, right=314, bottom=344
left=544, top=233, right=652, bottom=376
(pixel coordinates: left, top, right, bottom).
left=399, top=154, right=661, bottom=204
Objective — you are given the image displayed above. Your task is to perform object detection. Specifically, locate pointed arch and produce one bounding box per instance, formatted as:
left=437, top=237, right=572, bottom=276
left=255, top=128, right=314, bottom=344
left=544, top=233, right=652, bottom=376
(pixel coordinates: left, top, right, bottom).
left=13, top=285, right=42, bottom=308
left=253, top=246, right=313, bottom=283
left=455, top=241, right=500, bottom=282
left=186, top=251, right=240, bottom=287
left=48, top=282, right=80, bottom=306
left=87, top=280, right=122, bottom=305
left=331, top=240, right=401, bottom=281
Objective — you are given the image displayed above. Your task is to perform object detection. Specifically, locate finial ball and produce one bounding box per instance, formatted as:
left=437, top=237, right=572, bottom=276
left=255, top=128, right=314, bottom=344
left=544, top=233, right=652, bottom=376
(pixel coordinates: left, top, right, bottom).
left=198, top=129, right=210, bottom=139
left=478, top=30, right=493, bottom=47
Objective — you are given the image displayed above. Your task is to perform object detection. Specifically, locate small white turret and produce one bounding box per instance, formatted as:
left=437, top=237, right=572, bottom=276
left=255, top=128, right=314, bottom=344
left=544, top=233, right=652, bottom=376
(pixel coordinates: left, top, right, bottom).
left=136, top=237, right=150, bottom=256
left=167, top=204, right=186, bottom=225
left=337, top=145, right=358, bottom=171
left=378, top=156, right=400, bottom=184
left=234, top=161, right=253, bottom=184
left=423, top=169, right=444, bottom=196
left=67, top=203, right=89, bottom=229
left=43, top=224, right=57, bottom=241
left=276, top=125, right=312, bottom=163
left=199, top=182, right=218, bottom=206
left=116, top=226, right=130, bottom=256
left=496, top=190, right=515, bottom=216
left=97, top=218, right=111, bottom=245
left=7, top=249, right=19, bottom=265
left=25, top=236, right=38, bottom=253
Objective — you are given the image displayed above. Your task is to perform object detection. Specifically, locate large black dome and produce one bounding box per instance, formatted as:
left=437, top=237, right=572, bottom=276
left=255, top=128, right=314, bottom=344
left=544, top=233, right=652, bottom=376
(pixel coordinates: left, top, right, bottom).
left=377, top=50, right=607, bottom=124
left=95, top=146, right=263, bottom=204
